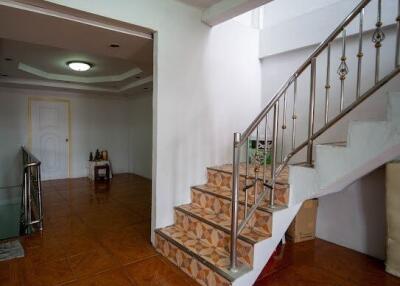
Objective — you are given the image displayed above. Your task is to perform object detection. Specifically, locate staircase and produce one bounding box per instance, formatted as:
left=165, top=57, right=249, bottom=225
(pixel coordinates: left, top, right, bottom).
left=155, top=0, right=400, bottom=285
left=155, top=164, right=290, bottom=285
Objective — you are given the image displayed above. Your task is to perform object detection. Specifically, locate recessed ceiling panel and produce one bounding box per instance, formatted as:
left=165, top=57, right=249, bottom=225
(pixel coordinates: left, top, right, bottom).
left=0, top=4, right=153, bottom=97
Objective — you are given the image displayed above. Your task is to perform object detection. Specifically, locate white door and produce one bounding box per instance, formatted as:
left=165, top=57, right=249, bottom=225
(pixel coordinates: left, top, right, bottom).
left=31, top=100, right=69, bottom=180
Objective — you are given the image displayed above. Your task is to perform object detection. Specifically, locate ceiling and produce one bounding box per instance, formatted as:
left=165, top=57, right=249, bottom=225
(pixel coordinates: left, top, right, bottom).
left=0, top=4, right=153, bottom=97
left=178, top=0, right=222, bottom=9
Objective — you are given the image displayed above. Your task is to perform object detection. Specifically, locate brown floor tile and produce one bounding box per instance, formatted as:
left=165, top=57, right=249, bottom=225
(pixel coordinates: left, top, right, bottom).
left=65, top=269, right=134, bottom=286
left=99, top=226, right=157, bottom=265
left=256, top=264, right=354, bottom=286
left=67, top=248, right=118, bottom=279
left=124, top=255, right=198, bottom=286
left=24, top=241, right=68, bottom=264
left=30, top=258, right=76, bottom=286
left=256, top=239, right=400, bottom=286
left=0, top=259, right=21, bottom=286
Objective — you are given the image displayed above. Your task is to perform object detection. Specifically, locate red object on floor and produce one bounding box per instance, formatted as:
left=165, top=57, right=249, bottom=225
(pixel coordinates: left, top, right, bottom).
left=256, top=242, right=288, bottom=282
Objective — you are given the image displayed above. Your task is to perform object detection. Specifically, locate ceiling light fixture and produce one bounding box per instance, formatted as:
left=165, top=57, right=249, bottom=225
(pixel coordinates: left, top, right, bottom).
left=67, top=61, right=92, bottom=72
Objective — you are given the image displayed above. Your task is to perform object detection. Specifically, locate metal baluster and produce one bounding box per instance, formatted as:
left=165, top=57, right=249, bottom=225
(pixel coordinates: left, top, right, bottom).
left=23, top=169, right=28, bottom=234
left=263, top=116, right=268, bottom=183
left=244, top=188, right=248, bottom=219
left=27, top=167, right=32, bottom=233
left=270, top=102, right=279, bottom=208
left=245, top=137, right=249, bottom=184
left=373, top=0, right=385, bottom=83
left=292, top=78, right=297, bottom=150
left=256, top=126, right=259, bottom=156
left=356, top=9, right=364, bottom=99
left=244, top=137, right=249, bottom=219
left=230, top=132, right=241, bottom=272
left=254, top=126, right=259, bottom=204
left=396, top=0, right=400, bottom=67
left=338, top=29, right=349, bottom=112
left=307, top=58, right=317, bottom=165
left=37, top=166, right=43, bottom=230
left=325, top=43, right=331, bottom=124
left=280, top=91, right=287, bottom=162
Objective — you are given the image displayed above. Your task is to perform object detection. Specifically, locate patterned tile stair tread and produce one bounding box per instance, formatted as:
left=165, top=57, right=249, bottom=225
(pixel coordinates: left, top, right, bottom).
left=208, top=163, right=289, bottom=184
left=155, top=233, right=234, bottom=285
left=156, top=226, right=252, bottom=281
left=193, top=184, right=288, bottom=210
left=176, top=204, right=271, bottom=244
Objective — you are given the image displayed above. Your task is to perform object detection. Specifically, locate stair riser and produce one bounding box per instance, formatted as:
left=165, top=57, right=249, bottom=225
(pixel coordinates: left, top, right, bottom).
left=174, top=209, right=254, bottom=266
left=206, top=169, right=289, bottom=206
left=155, top=233, right=231, bottom=286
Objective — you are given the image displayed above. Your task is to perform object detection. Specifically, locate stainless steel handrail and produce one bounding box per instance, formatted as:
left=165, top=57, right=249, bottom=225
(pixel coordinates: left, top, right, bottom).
left=21, top=146, right=43, bottom=235
left=229, top=0, right=400, bottom=271
left=22, top=146, right=41, bottom=166
left=239, top=0, right=372, bottom=145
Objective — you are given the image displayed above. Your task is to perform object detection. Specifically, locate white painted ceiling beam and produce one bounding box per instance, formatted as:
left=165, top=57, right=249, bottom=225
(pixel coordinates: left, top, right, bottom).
left=202, top=0, right=273, bottom=26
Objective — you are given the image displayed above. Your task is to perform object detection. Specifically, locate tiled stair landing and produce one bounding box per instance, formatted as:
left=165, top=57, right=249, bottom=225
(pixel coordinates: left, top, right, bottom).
left=155, top=164, right=289, bottom=285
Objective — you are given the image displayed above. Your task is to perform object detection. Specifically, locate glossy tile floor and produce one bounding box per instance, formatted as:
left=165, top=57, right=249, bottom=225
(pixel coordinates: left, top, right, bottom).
left=256, top=239, right=400, bottom=286
left=2, top=174, right=400, bottom=286
left=0, top=174, right=198, bottom=286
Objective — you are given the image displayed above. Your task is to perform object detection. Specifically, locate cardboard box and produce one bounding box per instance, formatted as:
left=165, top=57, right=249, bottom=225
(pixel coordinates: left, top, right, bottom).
left=286, top=199, right=318, bottom=243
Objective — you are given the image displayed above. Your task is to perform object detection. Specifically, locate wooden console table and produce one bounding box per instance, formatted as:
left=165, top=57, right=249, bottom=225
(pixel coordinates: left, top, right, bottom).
left=87, top=160, right=112, bottom=181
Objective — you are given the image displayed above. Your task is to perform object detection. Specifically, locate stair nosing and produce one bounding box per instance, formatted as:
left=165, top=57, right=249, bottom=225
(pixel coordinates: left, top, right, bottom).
left=174, top=205, right=264, bottom=245
left=155, top=228, right=252, bottom=282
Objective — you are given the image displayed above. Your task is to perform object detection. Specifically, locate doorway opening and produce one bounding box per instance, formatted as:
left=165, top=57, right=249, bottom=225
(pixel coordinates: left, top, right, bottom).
left=0, top=1, right=156, bottom=278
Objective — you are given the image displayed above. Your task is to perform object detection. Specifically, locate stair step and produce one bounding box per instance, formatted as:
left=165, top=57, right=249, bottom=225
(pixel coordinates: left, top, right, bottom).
left=155, top=232, right=233, bottom=285
left=207, top=163, right=289, bottom=185
left=176, top=203, right=271, bottom=244
left=173, top=207, right=255, bottom=263
left=155, top=228, right=252, bottom=284
left=193, top=184, right=288, bottom=211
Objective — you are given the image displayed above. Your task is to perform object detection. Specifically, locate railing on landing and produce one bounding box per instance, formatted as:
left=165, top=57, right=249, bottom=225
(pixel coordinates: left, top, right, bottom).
left=20, top=146, right=43, bottom=235
left=229, top=0, right=400, bottom=272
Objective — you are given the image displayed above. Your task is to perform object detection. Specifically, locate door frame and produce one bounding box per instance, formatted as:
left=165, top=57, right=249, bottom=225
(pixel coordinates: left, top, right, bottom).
left=28, top=97, right=72, bottom=178
left=8, top=0, right=157, bottom=243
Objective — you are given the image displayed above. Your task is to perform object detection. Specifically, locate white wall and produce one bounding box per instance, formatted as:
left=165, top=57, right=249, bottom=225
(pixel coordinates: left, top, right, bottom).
left=263, top=0, right=342, bottom=29
left=44, top=0, right=262, bottom=237
left=261, top=0, right=398, bottom=58
left=260, top=0, right=399, bottom=258
left=0, top=87, right=134, bottom=204
left=128, top=93, right=153, bottom=179
left=316, top=167, right=387, bottom=260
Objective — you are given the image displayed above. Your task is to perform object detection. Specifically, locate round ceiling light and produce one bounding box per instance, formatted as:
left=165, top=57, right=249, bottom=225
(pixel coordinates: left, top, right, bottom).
left=67, top=61, right=92, bottom=72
